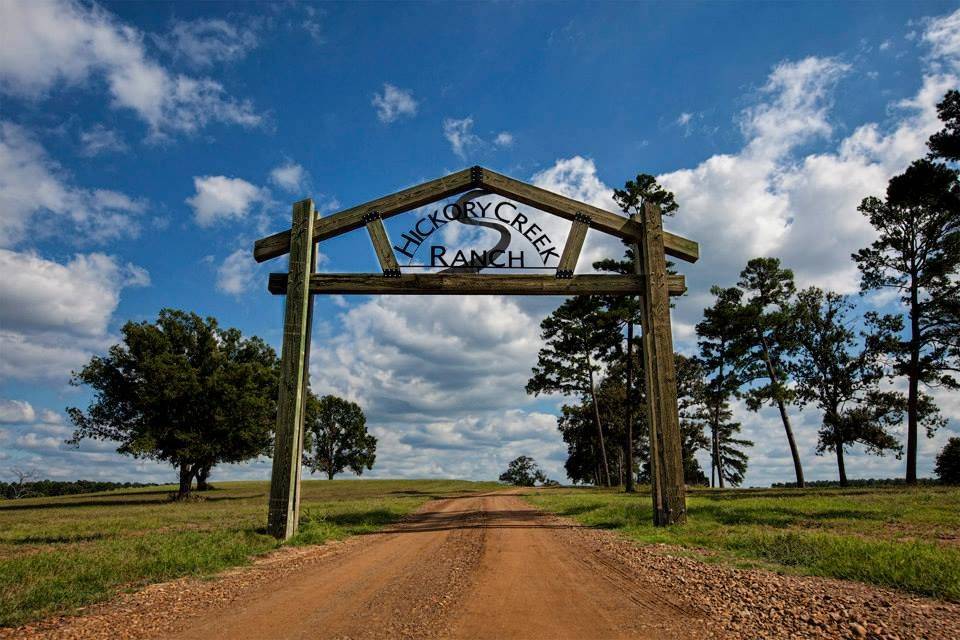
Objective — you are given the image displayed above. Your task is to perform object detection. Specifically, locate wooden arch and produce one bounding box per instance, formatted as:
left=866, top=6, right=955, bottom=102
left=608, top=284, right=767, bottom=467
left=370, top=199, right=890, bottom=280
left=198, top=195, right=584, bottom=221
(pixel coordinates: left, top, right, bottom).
left=253, top=166, right=699, bottom=540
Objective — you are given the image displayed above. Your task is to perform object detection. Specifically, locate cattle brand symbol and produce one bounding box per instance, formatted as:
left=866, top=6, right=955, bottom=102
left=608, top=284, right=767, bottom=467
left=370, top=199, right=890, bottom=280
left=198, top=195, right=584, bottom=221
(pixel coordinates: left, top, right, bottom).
left=391, top=190, right=561, bottom=271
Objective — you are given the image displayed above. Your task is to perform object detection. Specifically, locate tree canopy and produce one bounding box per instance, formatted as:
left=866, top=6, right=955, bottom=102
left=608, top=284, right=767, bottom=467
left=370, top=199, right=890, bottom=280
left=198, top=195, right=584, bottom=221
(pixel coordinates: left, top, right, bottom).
left=499, top=455, right=548, bottom=486
left=303, top=394, right=377, bottom=480
left=853, top=158, right=959, bottom=483
left=67, top=309, right=279, bottom=499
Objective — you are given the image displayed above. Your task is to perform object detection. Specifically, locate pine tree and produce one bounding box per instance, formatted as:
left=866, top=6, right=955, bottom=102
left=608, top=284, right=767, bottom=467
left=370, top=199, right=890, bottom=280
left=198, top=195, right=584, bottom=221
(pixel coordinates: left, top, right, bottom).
left=853, top=159, right=959, bottom=483
left=736, top=257, right=805, bottom=487
left=696, top=286, right=752, bottom=487
left=527, top=296, right=622, bottom=486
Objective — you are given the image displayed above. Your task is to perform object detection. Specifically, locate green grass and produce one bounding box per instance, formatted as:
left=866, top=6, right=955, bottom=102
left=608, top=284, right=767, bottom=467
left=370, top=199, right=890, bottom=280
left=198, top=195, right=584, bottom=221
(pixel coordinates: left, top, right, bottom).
left=0, top=479, right=499, bottom=626
left=525, top=485, right=960, bottom=601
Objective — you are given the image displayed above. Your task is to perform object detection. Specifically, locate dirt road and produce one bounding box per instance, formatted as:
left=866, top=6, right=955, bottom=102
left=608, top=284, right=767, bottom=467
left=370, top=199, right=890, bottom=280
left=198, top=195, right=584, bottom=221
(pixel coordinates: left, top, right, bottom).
left=162, top=492, right=704, bottom=640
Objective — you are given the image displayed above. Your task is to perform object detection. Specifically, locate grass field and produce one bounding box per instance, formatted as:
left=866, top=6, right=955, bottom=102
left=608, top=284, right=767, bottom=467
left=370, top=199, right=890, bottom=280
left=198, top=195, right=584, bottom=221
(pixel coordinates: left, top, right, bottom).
left=526, top=485, right=960, bottom=601
left=0, top=479, right=499, bottom=626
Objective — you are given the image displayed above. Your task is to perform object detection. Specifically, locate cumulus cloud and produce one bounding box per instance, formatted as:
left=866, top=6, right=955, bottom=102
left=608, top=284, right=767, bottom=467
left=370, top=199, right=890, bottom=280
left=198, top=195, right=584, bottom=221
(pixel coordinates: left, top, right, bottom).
left=269, top=162, right=308, bottom=194
left=372, top=83, right=418, bottom=123
left=922, top=8, right=960, bottom=71
left=0, top=249, right=149, bottom=382
left=443, top=117, right=482, bottom=159
left=216, top=248, right=257, bottom=295
left=0, top=0, right=261, bottom=138
left=0, top=121, right=145, bottom=247
left=307, top=295, right=568, bottom=478
left=162, top=17, right=257, bottom=68
left=0, top=399, right=35, bottom=424
left=494, top=131, right=514, bottom=147
left=187, top=175, right=267, bottom=226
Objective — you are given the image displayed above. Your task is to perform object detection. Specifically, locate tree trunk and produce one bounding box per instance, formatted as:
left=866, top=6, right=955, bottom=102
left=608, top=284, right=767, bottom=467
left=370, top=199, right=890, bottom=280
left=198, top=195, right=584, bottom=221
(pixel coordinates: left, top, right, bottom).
left=177, top=463, right=194, bottom=500
left=195, top=463, right=212, bottom=491
left=757, top=333, right=805, bottom=488
left=710, top=425, right=716, bottom=488
left=906, top=277, right=920, bottom=485
left=836, top=443, right=848, bottom=487
left=624, top=321, right=636, bottom=493
left=586, top=355, right=611, bottom=487
left=327, top=468, right=335, bottom=481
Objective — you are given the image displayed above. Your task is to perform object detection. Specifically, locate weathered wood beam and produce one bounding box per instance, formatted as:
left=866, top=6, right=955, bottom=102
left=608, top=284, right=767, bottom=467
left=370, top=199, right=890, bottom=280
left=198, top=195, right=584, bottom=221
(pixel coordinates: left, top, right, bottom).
left=253, top=168, right=474, bottom=262
left=267, top=199, right=315, bottom=541
left=364, top=214, right=400, bottom=275
left=556, top=214, right=589, bottom=278
left=268, top=273, right=686, bottom=296
left=636, top=204, right=687, bottom=526
left=477, top=167, right=699, bottom=264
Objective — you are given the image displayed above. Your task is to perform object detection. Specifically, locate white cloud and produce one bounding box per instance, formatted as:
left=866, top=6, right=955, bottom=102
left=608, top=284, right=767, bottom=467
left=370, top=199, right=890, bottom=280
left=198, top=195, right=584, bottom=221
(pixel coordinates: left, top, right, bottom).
left=0, top=249, right=149, bottom=382
left=163, top=18, right=257, bottom=68
left=0, top=0, right=261, bottom=138
left=307, top=295, right=568, bottom=479
left=443, top=116, right=482, bottom=159
left=79, top=124, right=127, bottom=156
left=269, top=162, right=308, bottom=194
left=677, top=112, right=693, bottom=126
left=187, top=175, right=267, bottom=226
left=216, top=248, right=257, bottom=295
left=0, top=121, right=145, bottom=247
left=494, top=131, right=514, bottom=147
left=0, top=399, right=35, bottom=424
left=372, top=83, right=418, bottom=123
left=922, top=8, right=960, bottom=71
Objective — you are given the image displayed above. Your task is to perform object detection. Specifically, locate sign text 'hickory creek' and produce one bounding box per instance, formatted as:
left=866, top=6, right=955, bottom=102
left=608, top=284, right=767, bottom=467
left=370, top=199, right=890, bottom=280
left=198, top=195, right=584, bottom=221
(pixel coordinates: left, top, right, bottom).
left=391, top=194, right=561, bottom=269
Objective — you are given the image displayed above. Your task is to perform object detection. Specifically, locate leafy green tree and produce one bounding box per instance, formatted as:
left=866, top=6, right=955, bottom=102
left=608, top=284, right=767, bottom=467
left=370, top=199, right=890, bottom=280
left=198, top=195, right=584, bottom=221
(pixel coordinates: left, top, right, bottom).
left=788, top=288, right=905, bottom=485
left=499, top=455, right=548, bottom=486
left=696, top=286, right=752, bottom=487
left=303, top=394, right=376, bottom=480
left=527, top=296, right=621, bottom=486
left=736, top=257, right=805, bottom=487
left=67, top=309, right=279, bottom=499
left=853, top=159, right=960, bottom=483
left=935, top=437, right=960, bottom=485
left=928, top=90, right=960, bottom=163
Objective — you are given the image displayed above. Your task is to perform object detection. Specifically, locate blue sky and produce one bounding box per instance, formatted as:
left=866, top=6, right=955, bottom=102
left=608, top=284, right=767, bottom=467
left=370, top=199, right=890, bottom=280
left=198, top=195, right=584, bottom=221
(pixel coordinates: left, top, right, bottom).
left=1, top=0, right=958, bottom=487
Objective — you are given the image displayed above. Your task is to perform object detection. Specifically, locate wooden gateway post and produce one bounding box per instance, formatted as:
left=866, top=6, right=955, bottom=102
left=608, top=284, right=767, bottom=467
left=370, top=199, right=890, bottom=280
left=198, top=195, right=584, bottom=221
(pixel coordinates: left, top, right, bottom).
left=255, top=166, right=698, bottom=539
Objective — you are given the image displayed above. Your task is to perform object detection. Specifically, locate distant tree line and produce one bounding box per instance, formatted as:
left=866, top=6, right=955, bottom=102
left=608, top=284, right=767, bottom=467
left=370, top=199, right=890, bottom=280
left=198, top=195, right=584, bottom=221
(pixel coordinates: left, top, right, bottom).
left=1, top=476, right=156, bottom=500
left=531, top=89, right=958, bottom=488
left=770, top=478, right=941, bottom=489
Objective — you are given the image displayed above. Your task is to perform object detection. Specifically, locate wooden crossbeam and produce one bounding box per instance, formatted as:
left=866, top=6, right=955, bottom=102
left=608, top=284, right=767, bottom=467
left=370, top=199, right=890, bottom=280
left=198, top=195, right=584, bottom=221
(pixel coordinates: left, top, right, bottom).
left=364, top=214, right=400, bottom=275
left=556, top=214, right=589, bottom=277
left=477, top=167, right=699, bottom=263
left=254, top=169, right=474, bottom=262
left=253, top=166, right=700, bottom=265
left=268, top=273, right=686, bottom=296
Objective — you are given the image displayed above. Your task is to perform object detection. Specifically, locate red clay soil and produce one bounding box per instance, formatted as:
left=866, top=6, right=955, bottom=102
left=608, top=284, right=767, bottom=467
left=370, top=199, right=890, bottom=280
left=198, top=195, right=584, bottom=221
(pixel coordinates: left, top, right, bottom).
left=5, top=492, right=959, bottom=640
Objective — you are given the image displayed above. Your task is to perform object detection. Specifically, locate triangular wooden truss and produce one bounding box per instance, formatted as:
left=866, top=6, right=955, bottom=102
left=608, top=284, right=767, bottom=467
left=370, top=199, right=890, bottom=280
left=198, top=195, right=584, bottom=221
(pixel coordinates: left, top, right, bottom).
left=253, top=166, right=699, bottom=540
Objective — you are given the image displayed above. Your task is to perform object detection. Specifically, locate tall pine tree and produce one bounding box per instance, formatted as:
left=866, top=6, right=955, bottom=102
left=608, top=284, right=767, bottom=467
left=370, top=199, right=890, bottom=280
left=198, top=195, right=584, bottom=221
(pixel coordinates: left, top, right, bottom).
left=736, top=258, right=805, bottom=487
left=853, top=159, right=959, bottom=483
left=696, top=286, right=753, bottom=487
